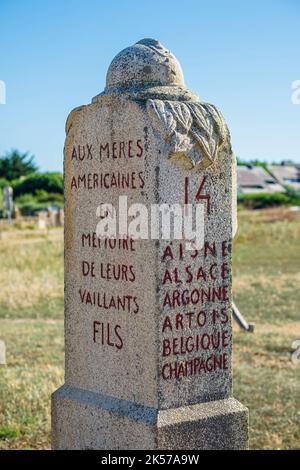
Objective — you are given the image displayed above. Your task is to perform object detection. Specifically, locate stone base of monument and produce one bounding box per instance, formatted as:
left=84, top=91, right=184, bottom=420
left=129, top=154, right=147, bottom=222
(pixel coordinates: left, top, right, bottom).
left=52, top=385, right=248, bottom=450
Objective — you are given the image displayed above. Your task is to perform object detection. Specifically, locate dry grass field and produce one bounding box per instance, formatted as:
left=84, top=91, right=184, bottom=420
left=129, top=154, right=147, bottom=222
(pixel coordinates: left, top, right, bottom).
left=233, top=208, right=300, bottom=449
left=0, top=208, right=299, bottom=449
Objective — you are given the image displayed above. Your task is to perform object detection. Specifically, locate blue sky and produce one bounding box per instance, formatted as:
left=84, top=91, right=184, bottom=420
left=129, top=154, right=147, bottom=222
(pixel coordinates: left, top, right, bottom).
left=0, top=0, right=299, bottom=171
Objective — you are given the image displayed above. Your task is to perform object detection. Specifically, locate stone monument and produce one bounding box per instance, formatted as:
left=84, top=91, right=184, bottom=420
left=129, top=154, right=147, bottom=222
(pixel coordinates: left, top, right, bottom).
left=3, top=186, right=13, bottom=222
left=52, top=38, right=248, bottom=449
left=0, top=340, right=6, bottom=365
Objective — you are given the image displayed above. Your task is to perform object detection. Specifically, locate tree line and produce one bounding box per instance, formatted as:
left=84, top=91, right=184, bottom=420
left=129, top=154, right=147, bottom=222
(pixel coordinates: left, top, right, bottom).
left=0, top=150, right=63, bottom=216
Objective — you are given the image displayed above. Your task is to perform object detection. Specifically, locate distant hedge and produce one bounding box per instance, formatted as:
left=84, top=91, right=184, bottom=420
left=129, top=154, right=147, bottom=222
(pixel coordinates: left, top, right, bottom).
left=12, top=173, right=63, bottom=197
left=238, top=192, right=300, bottom=209
left=13, top=191, right=63, bottom=216
left=17, top=201, right=63, bottom=216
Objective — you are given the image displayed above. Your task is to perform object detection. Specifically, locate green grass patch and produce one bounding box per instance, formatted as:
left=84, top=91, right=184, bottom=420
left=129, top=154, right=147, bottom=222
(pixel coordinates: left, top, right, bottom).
left=0, top=427, right=21, bottom=440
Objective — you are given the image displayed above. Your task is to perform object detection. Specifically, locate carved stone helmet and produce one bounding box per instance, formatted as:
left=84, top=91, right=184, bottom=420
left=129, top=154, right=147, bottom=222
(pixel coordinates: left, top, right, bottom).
left=101, top=38, right=197, bottom=101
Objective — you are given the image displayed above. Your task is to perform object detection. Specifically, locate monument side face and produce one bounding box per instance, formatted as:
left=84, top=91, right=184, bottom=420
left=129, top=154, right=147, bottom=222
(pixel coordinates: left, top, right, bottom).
left=158, top=142, right=234, bottom=408
left=63, top=97, right=159, bottom=407
left=52, top=38, right=248, bottom=450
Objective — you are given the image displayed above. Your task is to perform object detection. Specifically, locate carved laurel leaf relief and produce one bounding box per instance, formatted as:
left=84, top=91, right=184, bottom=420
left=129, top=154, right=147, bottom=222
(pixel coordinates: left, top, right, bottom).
left=147, top=99, right=228, bottom=171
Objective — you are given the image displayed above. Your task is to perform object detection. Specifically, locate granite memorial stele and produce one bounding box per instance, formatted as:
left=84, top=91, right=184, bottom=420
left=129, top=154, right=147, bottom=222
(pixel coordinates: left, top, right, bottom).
left=52, top=38, right=249, bottom=450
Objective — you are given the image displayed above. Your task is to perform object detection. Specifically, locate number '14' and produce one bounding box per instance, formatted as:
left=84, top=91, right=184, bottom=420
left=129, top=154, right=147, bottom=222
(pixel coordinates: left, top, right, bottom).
left=184, top=176, right=210, bottom=214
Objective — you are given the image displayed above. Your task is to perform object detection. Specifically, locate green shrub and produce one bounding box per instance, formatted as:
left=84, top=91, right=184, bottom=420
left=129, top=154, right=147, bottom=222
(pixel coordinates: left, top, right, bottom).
left=14, top=191, right=63, bottom=216
left=15, top=192, right=63, bottom=204
left=17, top=201, right=63, bottom=216
left=14, top=193, right=36, bottom=205
left=12, top=173, right=63, bottom=197
left=34, top=190, right=63, bottom=203
left=17, top=202, right=47, bottom=216
left=238, top=192, right=300, bottom=209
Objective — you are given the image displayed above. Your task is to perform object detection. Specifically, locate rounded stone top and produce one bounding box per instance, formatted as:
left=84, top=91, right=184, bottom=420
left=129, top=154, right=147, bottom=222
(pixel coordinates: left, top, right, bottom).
left=105, top=38, right=185, bottom=90
left=92, top=38, right=198, bottom=102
